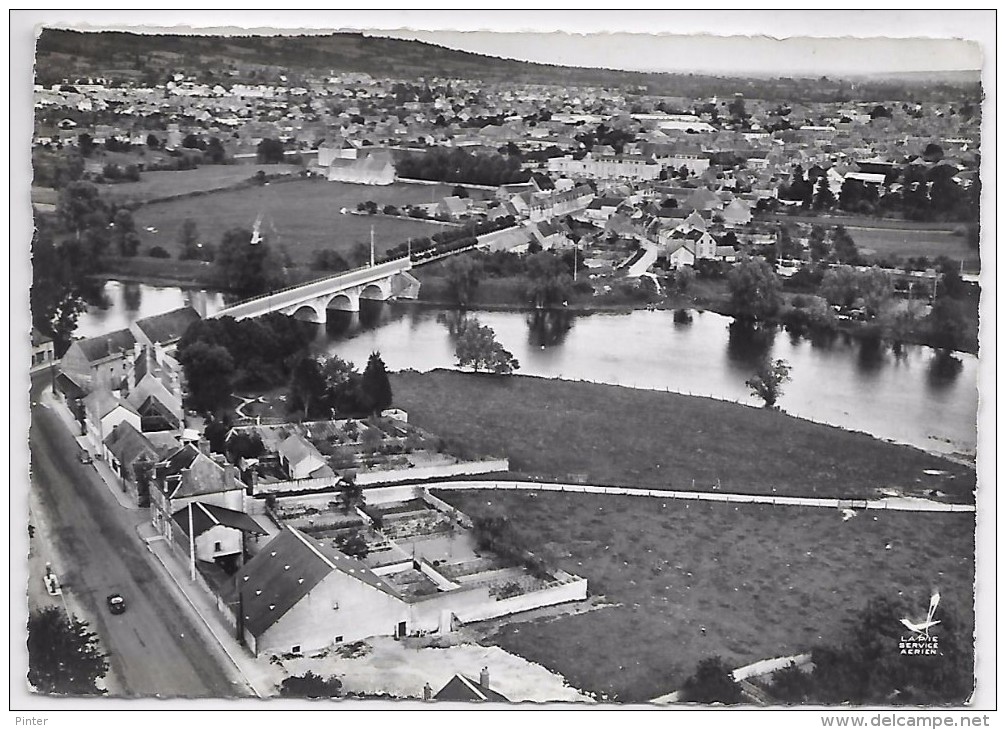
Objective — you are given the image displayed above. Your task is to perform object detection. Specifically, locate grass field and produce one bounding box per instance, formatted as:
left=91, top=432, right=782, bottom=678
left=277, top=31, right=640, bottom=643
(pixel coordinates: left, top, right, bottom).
left=98, top=163, right=305, bottom=203
left=130, top=179, right=458, bottom=265
left=389, top=371, right=975, bottom=501
left=848, top=226, right=979, bottom=272
left=438, top=489, right=975, bottom=702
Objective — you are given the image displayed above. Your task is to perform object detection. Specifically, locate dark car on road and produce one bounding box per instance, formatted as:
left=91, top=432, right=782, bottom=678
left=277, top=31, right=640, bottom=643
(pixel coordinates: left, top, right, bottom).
left=79, top=452, right=93, bottom=464
left=106, top=594, right=126, bottom=614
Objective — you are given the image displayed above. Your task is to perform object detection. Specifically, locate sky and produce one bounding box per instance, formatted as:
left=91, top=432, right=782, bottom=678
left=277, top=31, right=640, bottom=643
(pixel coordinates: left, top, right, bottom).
left=369, top=28, right=982, bottom=77
left=20, top=9, right=988, bottom=78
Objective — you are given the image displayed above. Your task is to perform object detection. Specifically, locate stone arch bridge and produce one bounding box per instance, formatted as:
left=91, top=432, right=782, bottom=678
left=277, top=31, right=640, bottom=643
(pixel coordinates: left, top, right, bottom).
left=211, top=258, right=420, bottom=325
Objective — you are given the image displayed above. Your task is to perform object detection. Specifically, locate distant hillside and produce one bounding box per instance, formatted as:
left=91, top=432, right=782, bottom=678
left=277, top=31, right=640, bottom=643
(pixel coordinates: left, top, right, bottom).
left=35, top=28, right=981, bottom=103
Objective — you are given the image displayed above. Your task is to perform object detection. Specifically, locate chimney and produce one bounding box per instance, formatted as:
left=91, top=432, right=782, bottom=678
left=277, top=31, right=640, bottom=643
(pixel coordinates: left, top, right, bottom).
left=479, top=667, right=489, bottom=689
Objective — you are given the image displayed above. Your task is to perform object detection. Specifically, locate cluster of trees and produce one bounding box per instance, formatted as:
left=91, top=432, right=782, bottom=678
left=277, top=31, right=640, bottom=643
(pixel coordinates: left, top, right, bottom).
left=34, top=181, right=148, bottom=353
left=182, top=134, right=227, bottom=164
left=439, top=314, right=519, bottom=375
left=524, top=250, right=576, bottom=308
left=396, top=148, right=529, bottom=186
left=31, top=219, right=89, bottom=355
left=381, top=215, right=518, bottom=262
left=177, top=314, right=315, bottom=413
left=256, top=138, right=286, bottom=164
left=214, top=227, right=287, bottom=295
left=288, top=352, right=394, bottom=420
left=727, top=256, right=783, bottom=321
left=766, top=595, right=972, bottom=705
left=838, top=167, right=979, bottom=223
left=805, top=225, right=861, bottom=265
left=28, top=607, right=108, bottom=695
left=778, top=166, right=836, bottom=210
left=573, top=123, right=637, bottom=155
left=819, top=266, right=895, bottom=317
left=97, top=162, right=140, bottom=183
left=312, top=249, right=351, bottom=273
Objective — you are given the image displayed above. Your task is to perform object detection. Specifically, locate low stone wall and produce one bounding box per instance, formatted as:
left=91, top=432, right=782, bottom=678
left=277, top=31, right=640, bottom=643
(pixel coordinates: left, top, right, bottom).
left=454, top=577, right=589, bottom=624
left=251, top=459, right=510, bottom=496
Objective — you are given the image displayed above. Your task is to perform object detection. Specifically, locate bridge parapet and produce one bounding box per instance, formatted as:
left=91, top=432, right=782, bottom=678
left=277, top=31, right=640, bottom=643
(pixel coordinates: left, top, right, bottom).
left=213, top=257, right=413, bottom=322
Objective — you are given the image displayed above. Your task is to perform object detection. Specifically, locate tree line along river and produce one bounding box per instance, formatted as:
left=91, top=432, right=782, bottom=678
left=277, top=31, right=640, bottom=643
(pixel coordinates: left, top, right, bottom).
left=74, top=280, right=978, bottom=460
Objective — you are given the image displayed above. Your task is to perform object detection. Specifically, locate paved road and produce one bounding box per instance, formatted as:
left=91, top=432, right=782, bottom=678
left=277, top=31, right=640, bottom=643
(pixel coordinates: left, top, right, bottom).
left=27, top=374, right=249, bottom=698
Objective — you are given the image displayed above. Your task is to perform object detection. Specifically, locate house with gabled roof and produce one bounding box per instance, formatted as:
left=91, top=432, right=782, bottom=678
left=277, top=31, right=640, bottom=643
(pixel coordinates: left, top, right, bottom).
left=31, top=328, right=55, bottom=368
left=82, top=389, right=141, bottom=453
left=277, top=433, right=333, bottom=481
left=435, top=670, right=509, bottom=703
left=232, top=526, right=410, bottom=656
left=130, top=306, right=201, bottom=349
left=150, top=444, right=247, bottom=542
left=61, top=328, right=138, bottom=391
left=171, top=501, right=267, bottom=572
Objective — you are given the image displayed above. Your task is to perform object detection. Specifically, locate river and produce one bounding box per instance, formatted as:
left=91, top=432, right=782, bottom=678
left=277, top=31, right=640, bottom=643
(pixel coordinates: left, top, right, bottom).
left=75, top=281, right=978, bottom=459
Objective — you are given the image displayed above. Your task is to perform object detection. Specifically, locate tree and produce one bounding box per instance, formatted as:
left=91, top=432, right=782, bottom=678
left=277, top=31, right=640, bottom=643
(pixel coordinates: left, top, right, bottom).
left=806, top=595, right=972, bottom=705
left=361, top=352, right=393, bottom=415
left=177, top=341, right=235, bottom=413
left=808, top=225, right=830, bottom=262
left=727, top=256, right=781, bottom=321
left=146, top=133, right=160, bottom=149
left=27, top=607, right=109, bottom=695
left=673, top=266, right=696, bottom=295
left=831, top=225, right=860, bottom=265
left=31, top=223, right=86, bottom=356
left=926, top=299, right=970, bottom=351
left=318, top=356, right=365, bottom=416
left=256, top=138, right=286, bottom=164
left=746, top=357, right=791, bottom=409
left=313, top=249, right=350, bottom=272
left=451, top=184, right=469, bottom=199
left=215, top=227, right=286, bottom=295
left=77, top=133, right=95, bottom=157
left=178, top=218, right=202, bottom=260
left=338, top=473, right=363, bottom=514
left=336, top=531, right=369, bottom=559
left=444, top=256, right=483, bottom=306
left=133, top=457, right=155, bottom=507
left=680, top=656, right=742, bottom=705
left=525, top=251, right=574, bottom=308
left=813, top=177, right=836, bottom=210
left=279, top=672, right=342, bottom=698
left=289, top=356, right=328, bottom=419
left=111, top=209, right=140, bottom=257
left=57, top=181, right=108, bottom=242
left=206, top=137, right=226, bottom=164
left=450, top=317, right=520, bottom=374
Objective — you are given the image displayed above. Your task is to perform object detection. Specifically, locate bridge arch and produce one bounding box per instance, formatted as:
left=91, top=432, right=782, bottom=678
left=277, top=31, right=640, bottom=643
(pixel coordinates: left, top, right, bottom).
left=288, top=302, right=326, bottom=324
left=359, top=280, right=392, bottom=301
left=325, top=291, right=360, bottom=312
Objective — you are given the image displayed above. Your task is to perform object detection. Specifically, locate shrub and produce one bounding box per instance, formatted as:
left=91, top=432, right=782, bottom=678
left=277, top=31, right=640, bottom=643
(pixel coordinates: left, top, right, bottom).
left=148, top=246, right=171, bottom=259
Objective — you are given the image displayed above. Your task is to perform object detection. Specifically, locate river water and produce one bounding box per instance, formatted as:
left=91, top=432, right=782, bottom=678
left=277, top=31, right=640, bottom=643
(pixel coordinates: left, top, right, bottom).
left=75, top=281, right=978, bottom=458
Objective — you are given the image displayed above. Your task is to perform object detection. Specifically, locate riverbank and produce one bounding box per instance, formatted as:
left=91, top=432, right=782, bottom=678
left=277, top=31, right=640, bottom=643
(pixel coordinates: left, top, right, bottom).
left=87, top=256, right=978, bottom=356
left=389, top=370, right=974, bottom=502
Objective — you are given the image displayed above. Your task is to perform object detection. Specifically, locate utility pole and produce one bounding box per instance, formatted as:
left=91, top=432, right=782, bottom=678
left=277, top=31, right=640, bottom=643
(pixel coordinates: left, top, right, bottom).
left=188, top=501, right=196, bottom=581
left=370, top=225, right=375, bottom=268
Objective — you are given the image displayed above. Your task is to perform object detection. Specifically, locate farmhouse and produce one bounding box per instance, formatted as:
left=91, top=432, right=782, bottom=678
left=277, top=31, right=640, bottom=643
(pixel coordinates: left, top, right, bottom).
left=230, top=485, right=589, bottom=659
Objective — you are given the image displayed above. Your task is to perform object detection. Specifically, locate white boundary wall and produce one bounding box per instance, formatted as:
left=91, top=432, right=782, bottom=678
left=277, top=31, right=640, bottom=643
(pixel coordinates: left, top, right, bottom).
left=422, top=480, right=974, bottom=513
